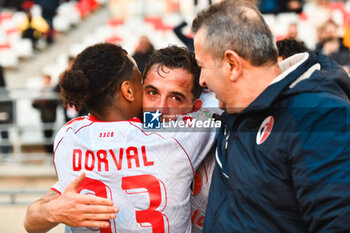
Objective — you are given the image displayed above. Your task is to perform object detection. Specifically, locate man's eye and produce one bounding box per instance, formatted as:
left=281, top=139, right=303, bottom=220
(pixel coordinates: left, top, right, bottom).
left=172, top=96, right=182, bottom=102
left=148, top=90, right=157, bottom=95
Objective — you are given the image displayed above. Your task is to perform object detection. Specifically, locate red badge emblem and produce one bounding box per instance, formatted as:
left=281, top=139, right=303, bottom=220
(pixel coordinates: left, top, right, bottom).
left=192, top=170, right=202, bottom=196
left=256, top=116, right=274, bottom=145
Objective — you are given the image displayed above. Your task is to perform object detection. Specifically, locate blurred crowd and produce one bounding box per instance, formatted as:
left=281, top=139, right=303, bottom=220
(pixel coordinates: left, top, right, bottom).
left=0, top=0, right=350, bottom=156
left=1, top=0, right=350, bottom=70
left=0, top=0, right=86, bottom=49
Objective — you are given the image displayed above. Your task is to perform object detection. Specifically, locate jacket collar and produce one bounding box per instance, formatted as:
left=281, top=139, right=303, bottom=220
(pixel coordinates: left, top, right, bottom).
left=240, top=52, right=319, bottom=115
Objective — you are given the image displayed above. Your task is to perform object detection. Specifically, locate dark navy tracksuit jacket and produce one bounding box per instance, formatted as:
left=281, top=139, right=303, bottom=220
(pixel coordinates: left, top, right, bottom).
left=203, top=53, right=350, bottom=233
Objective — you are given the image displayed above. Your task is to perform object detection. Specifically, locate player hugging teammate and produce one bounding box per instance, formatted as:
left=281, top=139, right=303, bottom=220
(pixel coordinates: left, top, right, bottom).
left=24, top=43, right=218, bottom=233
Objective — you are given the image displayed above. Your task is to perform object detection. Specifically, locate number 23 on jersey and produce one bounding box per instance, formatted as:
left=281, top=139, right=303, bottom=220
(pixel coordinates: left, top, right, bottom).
left=78, top=175, right=169, bottom=233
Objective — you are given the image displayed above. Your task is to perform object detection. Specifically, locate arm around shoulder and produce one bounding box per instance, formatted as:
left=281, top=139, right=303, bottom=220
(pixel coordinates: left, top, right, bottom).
left=24, top=189, right=60, bottom=233
left=24, top=172, right=119, bottom=232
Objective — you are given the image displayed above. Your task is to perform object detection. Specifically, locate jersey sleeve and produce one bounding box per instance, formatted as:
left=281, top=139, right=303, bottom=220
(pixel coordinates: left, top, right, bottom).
left=158, top=109, right=218, bottom=171
left=200, top=89, right=224, bottom=115
left=53, top=128, right=78, bottom=193
left=50, top=181, right=62, bottom=195
left=50, top=126, right=72, bottom=195
left=171, top=129, right=216, bottom=172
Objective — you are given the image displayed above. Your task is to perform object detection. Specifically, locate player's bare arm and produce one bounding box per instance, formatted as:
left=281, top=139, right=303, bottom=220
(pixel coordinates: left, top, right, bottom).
left=24, top=173, right=119, bottom=233
left=24, top=188, right=60, bottom=233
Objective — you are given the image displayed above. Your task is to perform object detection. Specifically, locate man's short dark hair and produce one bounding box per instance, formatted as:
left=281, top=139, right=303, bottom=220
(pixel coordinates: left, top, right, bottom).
left=277, top=39, right=308, bottom=60
left=143, top=45, right=203, bottom=100
left=191, top=0, right=278, bottom=66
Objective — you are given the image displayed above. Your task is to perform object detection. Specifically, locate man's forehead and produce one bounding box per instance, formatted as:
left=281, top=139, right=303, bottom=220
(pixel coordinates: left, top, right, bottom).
left=149, top=64, right=170, bottom=75
left=195, top=55, right=202, bottom=66
left=146, top=64, right=192, bottom=79
left=193, top=33, right=205, bottom=61
left=144, top=67, right=193, bottom=93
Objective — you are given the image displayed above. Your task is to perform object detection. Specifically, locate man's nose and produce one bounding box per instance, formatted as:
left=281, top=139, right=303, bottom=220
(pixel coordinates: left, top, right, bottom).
left=158, top=97, right=168, bottom=113
left=199, top=75, right=207, bottom=87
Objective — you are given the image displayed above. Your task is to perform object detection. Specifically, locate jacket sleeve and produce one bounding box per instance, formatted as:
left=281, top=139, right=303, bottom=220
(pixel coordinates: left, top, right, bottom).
left=290, top=106, right=350, bottom=232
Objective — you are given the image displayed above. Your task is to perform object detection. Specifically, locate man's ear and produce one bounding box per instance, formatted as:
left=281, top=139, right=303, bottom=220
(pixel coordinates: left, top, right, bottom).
left=192, top=98, right=203, bottom=112
left=223, top=50, right=242, bottom=82
left=120, top=81, right=134, bottom=102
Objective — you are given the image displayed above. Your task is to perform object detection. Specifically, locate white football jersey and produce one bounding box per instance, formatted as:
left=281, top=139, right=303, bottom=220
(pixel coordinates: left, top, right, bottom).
left=190, top=149, right=215, bottom=233
left=190, top=90, right=221, bottom=233
left=53, top=115, right=216, bottom=233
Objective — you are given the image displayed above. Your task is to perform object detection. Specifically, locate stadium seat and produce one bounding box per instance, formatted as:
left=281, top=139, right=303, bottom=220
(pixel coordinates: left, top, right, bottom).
left=13, top=38, right=34, bottom=58
left=0, top=47, right=18, bottom=68
left=25, top=76, right=43, bottom=89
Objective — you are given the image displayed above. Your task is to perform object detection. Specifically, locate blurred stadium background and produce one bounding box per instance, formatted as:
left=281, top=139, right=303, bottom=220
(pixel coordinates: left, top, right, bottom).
left=0, top=0, right=350, bottom=232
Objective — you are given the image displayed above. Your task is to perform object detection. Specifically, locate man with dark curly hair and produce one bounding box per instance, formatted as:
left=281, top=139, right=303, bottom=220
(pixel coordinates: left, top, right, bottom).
left=276, top=38, right=308, bottom=61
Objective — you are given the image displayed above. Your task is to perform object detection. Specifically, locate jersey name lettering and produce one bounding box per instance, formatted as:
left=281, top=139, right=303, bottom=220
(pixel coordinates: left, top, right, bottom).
left=72, top=145, right=154, bottom=172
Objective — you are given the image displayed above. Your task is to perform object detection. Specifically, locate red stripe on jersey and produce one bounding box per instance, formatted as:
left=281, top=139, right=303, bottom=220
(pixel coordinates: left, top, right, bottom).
left=164, top=214, right=170, bottom=233
left=65, top=116, right=87, bottom=126
left=88, top=114, right=141, bottom=123
left=75, top=121, right=95, bottom=134
left=128, top=121, right=165, bottom=139
left=106, top=184, right=117, bottom=233
left=170, top=137, right=195, bottom=177
left=57, top=121, right=96, bottom=174
left=50, top=187, right=62, bottom=195
left=53, top=137, right=64, bottom=176
left=65, top=122, right=94, bottom=134
left=159, top=179, right=168, bottom=212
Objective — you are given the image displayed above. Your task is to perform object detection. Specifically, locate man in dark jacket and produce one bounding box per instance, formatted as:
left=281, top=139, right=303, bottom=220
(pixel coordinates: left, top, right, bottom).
left=192, top=0, right=350, bottom=232
left=173, top=20, right=194, bottom=52
left=32, top=73, right=59, bottom=153
left=132, top=35, right=154, bottom=73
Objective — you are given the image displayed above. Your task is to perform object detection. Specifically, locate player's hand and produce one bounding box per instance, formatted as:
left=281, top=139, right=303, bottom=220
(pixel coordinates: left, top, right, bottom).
left=46, top=172, right=118, bottom=228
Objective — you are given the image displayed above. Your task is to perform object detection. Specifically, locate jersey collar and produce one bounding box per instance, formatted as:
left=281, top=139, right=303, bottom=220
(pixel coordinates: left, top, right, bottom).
left=88, top=114, right=141, bottom=123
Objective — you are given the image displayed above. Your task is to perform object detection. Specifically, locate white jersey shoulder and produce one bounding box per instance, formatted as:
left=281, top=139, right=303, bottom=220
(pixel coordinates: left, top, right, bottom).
left=200, top=89, right=224, bottom=115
